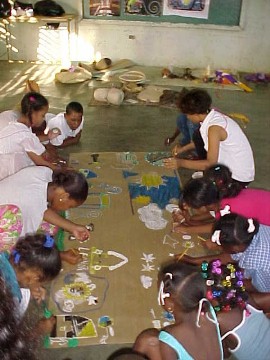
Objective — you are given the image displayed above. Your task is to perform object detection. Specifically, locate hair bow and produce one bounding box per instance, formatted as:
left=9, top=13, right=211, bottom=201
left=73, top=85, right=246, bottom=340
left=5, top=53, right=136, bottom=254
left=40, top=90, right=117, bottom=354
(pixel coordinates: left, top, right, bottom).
left=12, top=250, right=21, bottom=264
left=211, top=230, right=221, bottom=246
left=212, top=260, right=221, bottom=275
left=157, top=272, right=172, bottom=306
left=44, top=234, right=55, bottom=248
left=220, top=205, right=231, bottom=217
left=247, top=218, right=255, bottom=233
left=212, top=290, right=222, bottom=298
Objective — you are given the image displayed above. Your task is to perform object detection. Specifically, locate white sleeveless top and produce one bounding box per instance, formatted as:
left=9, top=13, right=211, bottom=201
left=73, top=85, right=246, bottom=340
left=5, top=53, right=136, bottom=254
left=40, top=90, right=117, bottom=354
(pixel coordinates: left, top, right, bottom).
left=200, top=109, right=255, bottom=182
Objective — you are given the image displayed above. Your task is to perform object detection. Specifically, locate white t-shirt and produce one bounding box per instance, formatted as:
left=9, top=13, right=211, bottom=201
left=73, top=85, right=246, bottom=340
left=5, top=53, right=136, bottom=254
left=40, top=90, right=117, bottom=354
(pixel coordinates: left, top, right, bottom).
left=44, top=112, right=84, bottom=146
left=200, top=109, right=255, bottom=182
left=0, top=111, right=45, bottom=180
left=0, top=166, right=52, bottom=236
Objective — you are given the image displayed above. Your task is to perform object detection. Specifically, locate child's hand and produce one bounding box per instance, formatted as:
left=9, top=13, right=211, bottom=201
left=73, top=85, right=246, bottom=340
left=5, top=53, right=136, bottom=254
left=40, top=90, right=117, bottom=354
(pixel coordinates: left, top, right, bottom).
left=172, top=208, right=185, bottom=223
left=163, top=157, right=181, bottom=170
left=172, top=224, right=189, bottom=234
left=164, top=137, right=175, bottom=146
left=202, top=239, right=220, bottom=251
left=175, top=254, right=199, bottom=265
left=44, top=126, right=61, bottom=140
left=71, top=224, right=90, bottom=242
left=37, top=316, right=56, bottom=335
left=31, top=286, right=46, bottom=304
left=172, top=144, right=182, bottom=156
left=61, top=249, right=82, bottom=265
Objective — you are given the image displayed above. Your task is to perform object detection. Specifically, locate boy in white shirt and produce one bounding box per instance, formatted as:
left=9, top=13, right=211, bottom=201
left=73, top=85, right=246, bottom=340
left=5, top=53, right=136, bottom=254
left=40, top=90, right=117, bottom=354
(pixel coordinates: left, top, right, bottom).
left=38, top=101, right=84, bottom=149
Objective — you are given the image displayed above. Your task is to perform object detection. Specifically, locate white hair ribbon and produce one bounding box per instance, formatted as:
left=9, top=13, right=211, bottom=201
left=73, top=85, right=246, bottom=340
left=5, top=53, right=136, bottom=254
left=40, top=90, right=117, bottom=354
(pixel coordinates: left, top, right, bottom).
left=211, top=230, right=221, bottom=246
left=247, top=218, right=255, bottom=233
left=157, top=273, right=172, bottom=306
left=220, top=205, right=231, bottom=217
left=196, top=298, right=218, bottom=328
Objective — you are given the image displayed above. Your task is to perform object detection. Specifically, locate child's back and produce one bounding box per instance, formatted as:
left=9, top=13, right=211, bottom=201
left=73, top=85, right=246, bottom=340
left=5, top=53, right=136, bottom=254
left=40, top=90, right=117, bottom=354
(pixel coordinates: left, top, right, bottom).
left=220, top=188, right=270, bottom=226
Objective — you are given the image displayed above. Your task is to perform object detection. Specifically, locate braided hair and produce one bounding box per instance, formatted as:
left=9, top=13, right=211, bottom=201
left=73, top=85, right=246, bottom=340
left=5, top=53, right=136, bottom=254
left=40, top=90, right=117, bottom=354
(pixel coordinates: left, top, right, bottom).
left=212, top=213, right=259, bottom=250
left=204, top=164, right=243, bottom=199
left=201, top=260, right=248, bottom=313
left=182, top=177, right=221, bottom=209
left=159, top=262, right=206, bottom=312
left=11, top=233, right=61, bottom=282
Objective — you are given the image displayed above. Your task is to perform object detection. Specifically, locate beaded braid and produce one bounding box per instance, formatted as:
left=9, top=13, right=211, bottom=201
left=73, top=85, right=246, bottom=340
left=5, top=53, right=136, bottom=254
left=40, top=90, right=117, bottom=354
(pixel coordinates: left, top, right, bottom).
left=201, top=260, right=248, bottom=313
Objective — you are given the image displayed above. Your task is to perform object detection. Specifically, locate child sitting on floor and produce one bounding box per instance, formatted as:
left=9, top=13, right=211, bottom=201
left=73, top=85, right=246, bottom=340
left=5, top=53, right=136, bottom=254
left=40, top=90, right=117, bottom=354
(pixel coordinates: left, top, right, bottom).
left=172, top=164, right=270, bottom=234
left=163, top=89, right=255, bottom=186
left=133, top=261, right=270, bottom=360
left=164, top=88, right=206, bottom=160
left=181, top=213, right=270, bottom=292
left=202, top=260, right=270, bottom=359
left=0, top=167, right=90, bottom=264
left=0, top=92, right=58, bottom=180
left=134, top=262, right=224, bottom=360
left=37, top=101, right=84, bottom=151
left=0, top=233, right=61, bottom=334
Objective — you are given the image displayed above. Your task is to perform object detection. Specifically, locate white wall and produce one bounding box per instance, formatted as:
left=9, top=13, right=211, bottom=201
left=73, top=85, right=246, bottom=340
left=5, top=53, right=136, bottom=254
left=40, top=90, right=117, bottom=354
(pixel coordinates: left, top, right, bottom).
left=1, top=0, right=270, bottom=72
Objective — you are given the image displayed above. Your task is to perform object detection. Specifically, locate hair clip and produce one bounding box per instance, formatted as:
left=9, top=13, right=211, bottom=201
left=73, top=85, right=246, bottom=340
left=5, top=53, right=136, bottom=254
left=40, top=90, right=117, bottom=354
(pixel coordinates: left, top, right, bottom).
left=212, top=260, right=222, bottom=275
left=214, top=166, right=220, bottom=171
left=212, top=290, right=222, bottom=298
left=221, top=279, right=231, bottom=287
left=247, top=218, right=255, bottom=233
left=12, top=250, right=20, bottom=264
left=201, top=261, right=208, bottom=272
left=211, top=230, right=221, bottom=246
left=165, top=272, right=173, bottom=280
left=44, top=234, right=54, bottom=248
left=206, top=290, right=213, bottom=300
left=29, top=96, right=35, bottom=102
left=157, top=272, right=172, bottom=306
left=220, top=205, right=231, bottom=217
left=206, top=279, right=214, bottom=286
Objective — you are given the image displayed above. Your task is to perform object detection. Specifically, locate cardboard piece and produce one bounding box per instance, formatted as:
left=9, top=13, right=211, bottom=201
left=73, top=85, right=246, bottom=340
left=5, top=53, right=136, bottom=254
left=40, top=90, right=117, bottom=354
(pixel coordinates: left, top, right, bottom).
left=48, top=152, right=217, bottom=348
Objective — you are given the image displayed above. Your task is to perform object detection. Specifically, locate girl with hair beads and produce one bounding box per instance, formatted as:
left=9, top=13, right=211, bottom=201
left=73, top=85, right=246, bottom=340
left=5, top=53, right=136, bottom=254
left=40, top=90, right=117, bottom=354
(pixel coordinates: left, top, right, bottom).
left=202, top=260, right=270, bottom=359
left=163, top=89, right=255, bottom=185
left=134, top=262, right=224, bottom=360
left=0, top=92, right=58, bottom=180
left=181, top=213, right=270, bottom=292
left=0, top=167, right=90, bottom=263
left=173, top=164, right=270, bottom=234
left=0, top=233, right=60, bottom=333
left=134, top=262, right=270, bottom=360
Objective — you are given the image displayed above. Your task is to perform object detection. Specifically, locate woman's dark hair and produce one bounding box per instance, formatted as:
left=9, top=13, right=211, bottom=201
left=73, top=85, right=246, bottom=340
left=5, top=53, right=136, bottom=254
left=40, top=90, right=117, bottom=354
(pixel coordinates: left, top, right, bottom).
left=66, top=101, right=83, bottom=115
left=213, top=213, right=259, bottom=249
left=0, top=275, right=38, bottom=359
left=182, top=177, right=221, bottom=208
left=176, top=87, right=189, bottom=109
left=52, top=170, right=88, bottom=202
left=160, top=262, right=206, bottom=312
left=12, top=233, right=61, bottom=282
left=21, top=92, right=48, bottom=124
left=204, top=164, right=243, bottom=198
left=180, top=89, right=212, bottom=115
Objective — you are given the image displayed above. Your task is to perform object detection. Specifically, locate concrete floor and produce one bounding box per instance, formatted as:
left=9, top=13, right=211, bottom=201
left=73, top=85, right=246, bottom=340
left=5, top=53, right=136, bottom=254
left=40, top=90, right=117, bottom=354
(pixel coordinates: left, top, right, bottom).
left=0, top=62, right=270, bottom=359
